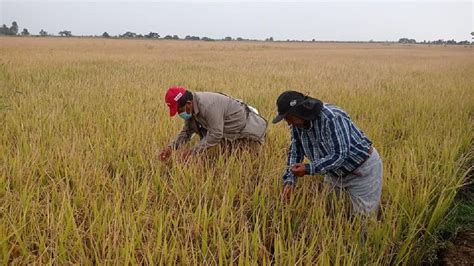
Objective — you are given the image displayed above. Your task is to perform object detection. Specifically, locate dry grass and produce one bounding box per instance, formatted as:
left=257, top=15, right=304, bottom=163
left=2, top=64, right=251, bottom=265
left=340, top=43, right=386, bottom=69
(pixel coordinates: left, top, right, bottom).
left=1, top=37, right=473, bottom=264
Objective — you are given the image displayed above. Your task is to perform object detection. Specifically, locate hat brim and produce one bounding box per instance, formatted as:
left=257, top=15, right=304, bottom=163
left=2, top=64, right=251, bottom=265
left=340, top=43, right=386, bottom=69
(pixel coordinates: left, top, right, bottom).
left=169, top=104, right=178, bottom=117
left=272, top=113, right=286, bottom=124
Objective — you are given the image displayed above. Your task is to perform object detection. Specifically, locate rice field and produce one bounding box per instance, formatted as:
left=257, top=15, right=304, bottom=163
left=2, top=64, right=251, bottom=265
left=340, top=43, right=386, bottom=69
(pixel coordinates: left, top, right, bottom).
left=1, top=37, right=473, bottom=264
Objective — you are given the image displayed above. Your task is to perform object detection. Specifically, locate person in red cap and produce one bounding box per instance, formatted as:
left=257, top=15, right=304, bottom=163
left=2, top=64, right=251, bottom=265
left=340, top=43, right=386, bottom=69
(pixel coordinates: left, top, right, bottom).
left=159, top=87, right=268, bottom=161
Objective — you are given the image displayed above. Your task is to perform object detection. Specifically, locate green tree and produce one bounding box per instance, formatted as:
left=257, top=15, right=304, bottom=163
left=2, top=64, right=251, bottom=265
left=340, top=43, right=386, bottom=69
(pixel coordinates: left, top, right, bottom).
left=102, top=32, right=110, bottom=38
left=120, top=32, right=136, bottom=38
left=59, top=30, right=72, bottom=37
left=39, top=29, right=48, bottom=36
left=21, top=28, right=29, bottom=36
left=0, top=24, right=9, bottom=35
left=145, top=32, right=160, bottom=39
left=0, top=21, right=19, bottom=35
left=9, top=21, right=18, bottom=35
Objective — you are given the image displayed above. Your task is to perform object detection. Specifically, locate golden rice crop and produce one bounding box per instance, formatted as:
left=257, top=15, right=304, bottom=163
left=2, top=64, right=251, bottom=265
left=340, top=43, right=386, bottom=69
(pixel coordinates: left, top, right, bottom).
left=1, top=38, right=473, bottom=264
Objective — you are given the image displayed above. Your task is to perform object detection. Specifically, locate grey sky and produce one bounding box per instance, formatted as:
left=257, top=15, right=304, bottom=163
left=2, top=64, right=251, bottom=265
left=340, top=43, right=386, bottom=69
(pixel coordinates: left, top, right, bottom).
left=1, top=0, right=472, bottom=41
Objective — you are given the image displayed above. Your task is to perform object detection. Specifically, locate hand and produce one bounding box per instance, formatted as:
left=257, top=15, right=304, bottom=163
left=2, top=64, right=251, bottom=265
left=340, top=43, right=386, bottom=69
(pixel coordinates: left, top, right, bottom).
left=281, top=184, right=294, bottom=203
left=159, top=147, right=172, bottom=161
left=291, top=163, right=307, bottom=177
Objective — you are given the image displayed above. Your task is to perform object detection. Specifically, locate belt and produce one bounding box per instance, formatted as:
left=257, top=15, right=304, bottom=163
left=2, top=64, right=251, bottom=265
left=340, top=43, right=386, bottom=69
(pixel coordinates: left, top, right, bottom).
left=359, top=146, right=373, bottom=166
left=354, top=146, right=373, bottom=171
left=338, top=146, right=374, bottom=178
left=367, top=146, right=374, bottom=156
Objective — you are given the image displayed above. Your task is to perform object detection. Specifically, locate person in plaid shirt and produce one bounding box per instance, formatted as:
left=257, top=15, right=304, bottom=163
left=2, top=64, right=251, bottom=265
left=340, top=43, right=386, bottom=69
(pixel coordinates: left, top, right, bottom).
left=273, top=91, right=383, bottom=215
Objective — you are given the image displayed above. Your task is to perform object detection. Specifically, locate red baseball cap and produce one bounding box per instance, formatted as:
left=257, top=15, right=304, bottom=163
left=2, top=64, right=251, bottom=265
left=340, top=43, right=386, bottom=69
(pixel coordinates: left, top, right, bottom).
left=165, top=86, right=187, bottom=117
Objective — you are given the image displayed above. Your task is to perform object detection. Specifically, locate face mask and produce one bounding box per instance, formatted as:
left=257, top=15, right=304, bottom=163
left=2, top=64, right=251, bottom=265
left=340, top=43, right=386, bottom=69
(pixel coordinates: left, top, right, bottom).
left=178, top=111, right=192, bottom=120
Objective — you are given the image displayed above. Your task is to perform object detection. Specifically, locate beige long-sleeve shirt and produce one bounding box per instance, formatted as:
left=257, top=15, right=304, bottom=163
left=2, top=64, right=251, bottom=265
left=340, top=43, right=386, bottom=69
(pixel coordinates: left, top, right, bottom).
left=169, top=92, right=267, bottom=153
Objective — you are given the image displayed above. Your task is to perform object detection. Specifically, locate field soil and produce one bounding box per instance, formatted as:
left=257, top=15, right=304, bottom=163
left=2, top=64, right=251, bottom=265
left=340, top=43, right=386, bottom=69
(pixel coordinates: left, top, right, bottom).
left=438, top=228, right=474, bottom=265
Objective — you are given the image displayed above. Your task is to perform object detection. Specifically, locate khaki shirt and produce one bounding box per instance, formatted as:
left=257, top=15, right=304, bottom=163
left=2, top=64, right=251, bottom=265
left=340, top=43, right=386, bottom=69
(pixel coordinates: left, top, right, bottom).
left=169, top=92, right=267, bottom=153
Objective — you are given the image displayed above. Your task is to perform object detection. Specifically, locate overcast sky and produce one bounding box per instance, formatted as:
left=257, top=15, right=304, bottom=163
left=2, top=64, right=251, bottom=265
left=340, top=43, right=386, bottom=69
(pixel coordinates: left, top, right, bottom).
left=1, top=0, right=472, bottom=41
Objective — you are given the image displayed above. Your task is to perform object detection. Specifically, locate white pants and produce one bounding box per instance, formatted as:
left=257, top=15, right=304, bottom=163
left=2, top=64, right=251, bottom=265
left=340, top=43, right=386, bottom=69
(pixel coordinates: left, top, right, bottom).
left=324, top=148, right=383, bottom=215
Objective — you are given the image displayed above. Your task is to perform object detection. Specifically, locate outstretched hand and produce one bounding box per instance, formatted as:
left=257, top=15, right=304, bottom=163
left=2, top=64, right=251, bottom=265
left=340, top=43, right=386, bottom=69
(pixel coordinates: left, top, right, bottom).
left=159, top=147, right=172, bottom=161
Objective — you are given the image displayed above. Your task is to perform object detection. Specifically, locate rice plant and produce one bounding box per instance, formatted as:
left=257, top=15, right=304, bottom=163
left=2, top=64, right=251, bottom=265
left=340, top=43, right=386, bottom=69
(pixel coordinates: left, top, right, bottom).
left=1, top=38, right=473, bottom=264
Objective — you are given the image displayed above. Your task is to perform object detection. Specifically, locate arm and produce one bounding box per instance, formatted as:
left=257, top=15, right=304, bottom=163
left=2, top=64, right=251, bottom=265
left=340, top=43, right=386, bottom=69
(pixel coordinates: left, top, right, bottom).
left=282, top=127, right=304, bottom=185
left=305, top=116, right=351, bottom=175
left=169, top=120, right=195, bottom=150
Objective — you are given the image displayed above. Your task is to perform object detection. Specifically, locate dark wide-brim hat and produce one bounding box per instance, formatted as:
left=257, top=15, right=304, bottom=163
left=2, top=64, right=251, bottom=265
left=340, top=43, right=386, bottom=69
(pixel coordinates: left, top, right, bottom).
left=272, top=91, right=323, bottom=124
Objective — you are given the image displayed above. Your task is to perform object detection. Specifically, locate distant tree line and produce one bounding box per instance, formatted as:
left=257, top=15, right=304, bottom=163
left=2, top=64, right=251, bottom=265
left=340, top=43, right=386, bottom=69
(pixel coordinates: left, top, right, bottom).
left=0, top=21, right=66, bottom=37
left=1, top=21, right=473, bottom=45
left=398, top=37, right=472, bottom=45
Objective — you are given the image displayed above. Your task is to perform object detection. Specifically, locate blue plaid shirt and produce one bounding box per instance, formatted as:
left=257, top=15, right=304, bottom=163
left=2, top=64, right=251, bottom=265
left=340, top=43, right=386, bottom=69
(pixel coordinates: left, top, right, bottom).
left=283, top=103, right=372, bottom=185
